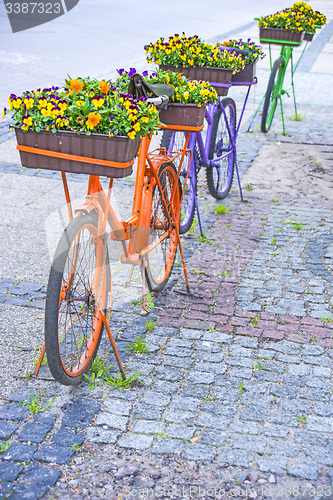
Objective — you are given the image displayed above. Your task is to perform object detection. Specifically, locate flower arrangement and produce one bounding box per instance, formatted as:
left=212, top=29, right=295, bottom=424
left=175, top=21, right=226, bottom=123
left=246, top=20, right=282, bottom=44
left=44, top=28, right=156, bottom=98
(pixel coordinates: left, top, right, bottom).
left=291, top=2, right=327, bottom=27
left=3, top=75, right=162, bottom=140
left=145, top=33, right=245, bottom=74
left=116, top=68, right=218, bottom=107
left=258, top=8, right=317, bottom=33
left=222, top=39, right=265, bottom=65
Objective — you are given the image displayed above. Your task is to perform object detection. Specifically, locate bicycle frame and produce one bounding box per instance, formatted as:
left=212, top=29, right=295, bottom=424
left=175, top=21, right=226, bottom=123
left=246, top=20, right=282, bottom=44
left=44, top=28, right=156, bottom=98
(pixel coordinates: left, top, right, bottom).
left=34, top=128, right=195, bottom=378
left=249, top=41, right=308, bottom=134
left=168, top=84, right=256, bottom=235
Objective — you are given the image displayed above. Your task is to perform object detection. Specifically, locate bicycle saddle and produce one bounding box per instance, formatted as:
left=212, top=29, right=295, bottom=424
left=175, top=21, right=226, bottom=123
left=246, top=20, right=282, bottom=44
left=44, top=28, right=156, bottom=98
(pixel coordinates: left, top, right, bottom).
left=128, top=73, right=174, bottom=100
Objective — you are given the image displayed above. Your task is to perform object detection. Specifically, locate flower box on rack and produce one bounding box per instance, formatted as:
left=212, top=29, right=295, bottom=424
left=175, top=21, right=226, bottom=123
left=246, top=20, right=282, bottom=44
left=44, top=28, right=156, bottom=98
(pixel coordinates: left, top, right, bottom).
left=160, top=64, right=233, bottom=96
left=231, top=62, right=257, bottom=83
left=303, top=32, right=314, bottom=42
left=15, top=128, right=141, bottom=178
left=259, top=27, right=304, bottom=46
left=158, top=103, right=206, bottom=130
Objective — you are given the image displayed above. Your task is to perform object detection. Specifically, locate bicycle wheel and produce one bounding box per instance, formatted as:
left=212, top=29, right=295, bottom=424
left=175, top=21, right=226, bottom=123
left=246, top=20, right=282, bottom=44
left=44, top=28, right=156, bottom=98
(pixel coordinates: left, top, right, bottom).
left=206, top=97, right=236, bottom=199
left=143, top=161, right=181, bottom=293
left=160, top=130, right=198, bottom=234
left=45, top=214, right=109, bottom=385
left=261, top=57, right=284, bottom=133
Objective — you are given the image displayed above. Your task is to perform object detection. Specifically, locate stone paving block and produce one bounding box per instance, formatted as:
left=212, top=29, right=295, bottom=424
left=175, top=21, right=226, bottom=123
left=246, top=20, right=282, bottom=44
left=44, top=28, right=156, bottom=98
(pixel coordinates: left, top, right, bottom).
left=151, top=437, right=185, bottom=456
left=287, top=460, right=318, bottom=480
left=103, top=398, right=133, bottom=416
left=299, top=387, right=331, bottom=401
left=198, top=429, right=229, bottom=447
left=0, top=403, right=30, bottom=421
left=18, top=423, right=52, bottom=443
left=61, top=410, right=95, bottom=429
left=24, top=462, right=61, bottom=485
left=150, top=379, right=180, bottom=394
left=153, top=326, right=178, bottom=337
left=301, top=345, right=325, bottom=356
left=154, top=366, right=184, bottom=382
left=202, top=331, right=232, bottom=343
left=194, top=361, right=227, bottom=374
left=230, top=421, right=260, bottom=435
left=179, top=328, right=203, bottom=339
left=303, top=445, right=333, bottom=466
left=194, top=341, right=221, bottom=353
left=3, top=295, right=31, bottom=307
left=307, top=377, right=331, bottom=389
left=294, top=429, right=328, bottom=447
left=118, top=433, right=154, bottom=450
left=85, top=428, right=119, bottom=444
left=34, top=444, right=74, bottom=464
left=287, top=364, right=311, bottom=377
left=268, top=440, right=301, bottom=457
left=313, top=366, right=332, bottom=378
left=219, top=448, right=251, bottom=467
left=0, top=421, right=18, bottom=439
left=233, top=435, right=267, bottom=453
left=258, top=455, right=288, bottom=474
left=183, top=443, right=217, bottom=461
left=270, top=383, right=298, bottom=399
left=95, top=413, right=128, bottom=431
left=52, top=427, right=84, bottom=446
left=302, top=415, right=333, bottom=433
left=264, top=423, right=290, bottom=439
left=0, top=462, right=23, bottom=481
left=139, top=392, right=171, bottom=407
left=164, top=355, right=193, bottom=368
left=169, top=396, right=201, bottom=412
left=132, top=403, right=163, bottom=420
left=3, top=442, right=37, bottom=462
left=165, top=424, right=196, bottom=440
left=164, top=409, right=195, bottom=425
left=313, top=402, right=333, bottom=417
left=8, top=483, right=48, bottom=500
left=227, top=356, right=254, bottom=369
left=201, top=402, right=237, bottom=418
left=186, top=370, right=215, bottom=385
left=181, top=384, right=210, bottom=399
left=196, top=412, right=231, bottom=430
left=0, top=481, right=14, bottom=498
left=131, top=420, right=165, bottom=435
left=302, top=355, right=331, bottom=366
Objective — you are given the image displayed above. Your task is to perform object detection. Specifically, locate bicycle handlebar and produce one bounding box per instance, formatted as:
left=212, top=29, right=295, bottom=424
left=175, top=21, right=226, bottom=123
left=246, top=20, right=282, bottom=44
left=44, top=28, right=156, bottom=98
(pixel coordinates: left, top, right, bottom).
left=146, top=95, right=169, bottom=107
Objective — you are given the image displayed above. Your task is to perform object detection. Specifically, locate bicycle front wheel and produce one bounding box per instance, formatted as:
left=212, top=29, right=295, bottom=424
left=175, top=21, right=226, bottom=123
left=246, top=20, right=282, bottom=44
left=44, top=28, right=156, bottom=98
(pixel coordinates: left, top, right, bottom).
left=45, top=214, right=109, bottom=385
left=160, top=130, right=198, bottom=234
left=206, top=97, right=236, bottom=199
left=143, top=161, right=181, bottom=293
left=261, top=57, right=284, bottom=133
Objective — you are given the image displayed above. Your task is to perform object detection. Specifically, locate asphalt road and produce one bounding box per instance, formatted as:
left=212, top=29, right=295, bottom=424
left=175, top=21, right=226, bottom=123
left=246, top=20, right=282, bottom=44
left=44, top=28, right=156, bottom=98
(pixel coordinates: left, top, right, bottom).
left=0, top=0, right=290, bottom=108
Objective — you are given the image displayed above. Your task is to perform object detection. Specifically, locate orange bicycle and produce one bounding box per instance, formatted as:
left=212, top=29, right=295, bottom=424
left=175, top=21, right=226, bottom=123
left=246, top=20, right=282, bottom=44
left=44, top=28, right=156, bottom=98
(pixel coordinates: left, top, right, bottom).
left=20, top=95, right=200, bottom=386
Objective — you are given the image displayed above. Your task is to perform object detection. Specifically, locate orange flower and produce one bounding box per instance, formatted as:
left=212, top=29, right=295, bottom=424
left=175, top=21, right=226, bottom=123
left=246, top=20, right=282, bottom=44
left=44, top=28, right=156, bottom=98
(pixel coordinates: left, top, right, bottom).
left=69, top=79, right=84, bottom=94
left=99, top=81, right=110, bottom=94
left=223, top=41, right=230, bottom=46
left=86, top=112, right=101, bottom=130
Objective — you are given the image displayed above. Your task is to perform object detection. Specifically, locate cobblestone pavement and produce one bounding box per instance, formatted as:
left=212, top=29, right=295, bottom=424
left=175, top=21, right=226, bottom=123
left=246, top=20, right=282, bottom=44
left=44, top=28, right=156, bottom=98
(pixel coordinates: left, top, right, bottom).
left=1, top=11, right=333, bottom=500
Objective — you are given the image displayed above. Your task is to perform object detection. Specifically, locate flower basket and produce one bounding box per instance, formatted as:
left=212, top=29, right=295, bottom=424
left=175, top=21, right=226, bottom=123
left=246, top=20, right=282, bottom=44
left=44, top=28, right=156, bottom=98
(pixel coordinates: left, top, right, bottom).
left=158, top=103, right=206, bottom=130
left=304, top=32, right=314, bottom=42
left=231, top=62, right=257, bottom=84
left=160, top=64, right=233, bottom=96
left=15, top=128, right=140, bottom=178
left=259, top=27, right=304, bottom=46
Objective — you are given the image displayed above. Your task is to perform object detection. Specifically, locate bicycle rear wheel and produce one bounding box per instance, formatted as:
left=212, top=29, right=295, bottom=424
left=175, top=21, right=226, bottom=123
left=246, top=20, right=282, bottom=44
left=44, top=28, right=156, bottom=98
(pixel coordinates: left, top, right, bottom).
left=143, top=161, right=181, bottom=293
left=160, top=130, right=198, bottom=234
left=45, top=214, right=109, bottom=385
left=206, top=97, right=236, bottom=199
left=261, top=57, right=284, bottom=133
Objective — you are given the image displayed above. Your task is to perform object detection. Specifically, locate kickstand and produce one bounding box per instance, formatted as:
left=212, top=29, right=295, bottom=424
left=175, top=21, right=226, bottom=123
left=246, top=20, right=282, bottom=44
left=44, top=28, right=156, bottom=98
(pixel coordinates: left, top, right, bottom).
left=100, top=311, right=126, bottom=379
left=141, top=260, right=150, bottom=314
left=125, top=265, right=135, bottom=287
left=33, top=343, right=46, bottom=377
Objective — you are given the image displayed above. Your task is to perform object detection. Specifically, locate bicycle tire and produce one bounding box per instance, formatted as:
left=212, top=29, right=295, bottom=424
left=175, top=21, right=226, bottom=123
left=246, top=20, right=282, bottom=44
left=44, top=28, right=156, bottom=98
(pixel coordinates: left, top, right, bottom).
left=143, top=161, right=181, bottom=293
left=160, top=130, right=198, bottom=234
left=45, top=213, right=109, bottom=385
left=261, top=57, right=284, bottom=133
left=206, top=97, right=236, bottom=199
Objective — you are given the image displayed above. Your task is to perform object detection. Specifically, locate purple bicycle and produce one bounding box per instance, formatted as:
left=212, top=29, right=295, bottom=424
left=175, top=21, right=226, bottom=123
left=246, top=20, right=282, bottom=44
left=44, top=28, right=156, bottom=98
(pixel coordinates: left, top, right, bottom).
left=161, top=67, right=255, bottom=236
